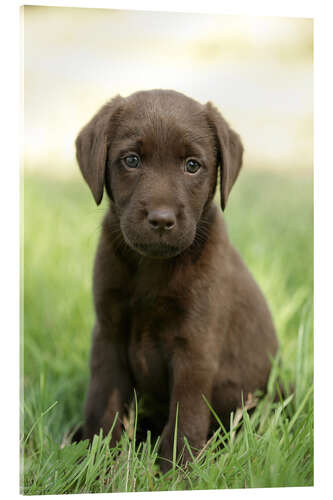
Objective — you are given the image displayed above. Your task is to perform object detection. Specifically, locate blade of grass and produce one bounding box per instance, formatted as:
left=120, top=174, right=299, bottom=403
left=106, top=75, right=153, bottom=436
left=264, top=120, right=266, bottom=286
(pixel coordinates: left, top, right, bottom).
left=288, top=384, right=313, bottom=433
left=172, top=402, right=179, bottom=472
left=23, top=401, right=58, bottom=446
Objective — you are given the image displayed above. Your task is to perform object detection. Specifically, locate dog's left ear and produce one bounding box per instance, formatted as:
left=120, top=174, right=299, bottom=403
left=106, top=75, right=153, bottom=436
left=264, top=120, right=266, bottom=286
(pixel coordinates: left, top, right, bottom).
left=205, top=102, right=244, bottom=211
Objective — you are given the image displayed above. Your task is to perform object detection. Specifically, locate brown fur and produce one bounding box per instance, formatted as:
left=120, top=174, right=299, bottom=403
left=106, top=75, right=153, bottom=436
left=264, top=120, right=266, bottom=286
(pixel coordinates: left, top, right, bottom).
left=75, top=89, right=278, bottom=472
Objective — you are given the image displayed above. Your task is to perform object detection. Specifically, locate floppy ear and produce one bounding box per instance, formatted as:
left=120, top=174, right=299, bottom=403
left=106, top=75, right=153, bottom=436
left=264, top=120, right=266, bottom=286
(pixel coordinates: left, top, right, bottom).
left=205, top=102, right=244, bottom=211
left=75, top=96, right=123, bottom=205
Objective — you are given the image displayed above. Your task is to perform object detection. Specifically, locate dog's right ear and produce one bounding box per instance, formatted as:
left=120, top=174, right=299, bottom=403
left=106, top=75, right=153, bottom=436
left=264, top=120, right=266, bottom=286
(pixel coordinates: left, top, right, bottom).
left=75, top=96, right=123, bottom=205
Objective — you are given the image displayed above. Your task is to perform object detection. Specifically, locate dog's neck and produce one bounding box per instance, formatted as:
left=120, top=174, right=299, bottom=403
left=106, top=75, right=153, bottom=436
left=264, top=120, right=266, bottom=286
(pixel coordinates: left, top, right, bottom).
left=99, top=202, right=225, bottom=304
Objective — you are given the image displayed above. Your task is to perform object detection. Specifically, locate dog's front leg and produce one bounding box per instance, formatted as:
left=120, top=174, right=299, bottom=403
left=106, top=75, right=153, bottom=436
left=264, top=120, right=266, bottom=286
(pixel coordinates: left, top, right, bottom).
left=83, top=323, right=132, bottom=446
left=160, top=350, right=216, bottom=472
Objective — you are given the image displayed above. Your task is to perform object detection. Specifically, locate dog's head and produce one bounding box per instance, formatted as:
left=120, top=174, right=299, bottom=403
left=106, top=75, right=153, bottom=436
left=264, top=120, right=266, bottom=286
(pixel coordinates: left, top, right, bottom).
left=76, top=90, right=243, bottom=258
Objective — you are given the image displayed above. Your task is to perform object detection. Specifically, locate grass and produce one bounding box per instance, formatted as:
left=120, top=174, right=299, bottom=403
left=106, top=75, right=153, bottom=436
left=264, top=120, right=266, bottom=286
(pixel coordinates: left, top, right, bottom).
left=22, top=167, right=313, bottom=494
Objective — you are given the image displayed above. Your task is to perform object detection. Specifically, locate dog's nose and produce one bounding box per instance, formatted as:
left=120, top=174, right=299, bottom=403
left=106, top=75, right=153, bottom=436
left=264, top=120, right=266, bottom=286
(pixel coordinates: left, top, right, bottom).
left=147, top=208, right=176, bottom=231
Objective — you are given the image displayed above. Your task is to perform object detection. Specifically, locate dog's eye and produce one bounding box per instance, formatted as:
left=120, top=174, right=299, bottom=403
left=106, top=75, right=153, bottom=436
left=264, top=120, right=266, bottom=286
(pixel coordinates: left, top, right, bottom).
left=185, top=159, right=201, bottom=174
left=124, top=154, right=140, bottom=169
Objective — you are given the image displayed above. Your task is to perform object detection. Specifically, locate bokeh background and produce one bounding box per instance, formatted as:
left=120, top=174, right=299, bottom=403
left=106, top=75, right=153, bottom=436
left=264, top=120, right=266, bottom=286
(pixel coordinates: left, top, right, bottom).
left=23, top=6, right=313, bottom=175
left=22, top=6, right=314, bottom=493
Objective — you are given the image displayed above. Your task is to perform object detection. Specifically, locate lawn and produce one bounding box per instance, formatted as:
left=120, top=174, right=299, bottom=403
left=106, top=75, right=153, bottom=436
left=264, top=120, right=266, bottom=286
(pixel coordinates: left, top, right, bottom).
left=22, top=167, right=313, bottom=494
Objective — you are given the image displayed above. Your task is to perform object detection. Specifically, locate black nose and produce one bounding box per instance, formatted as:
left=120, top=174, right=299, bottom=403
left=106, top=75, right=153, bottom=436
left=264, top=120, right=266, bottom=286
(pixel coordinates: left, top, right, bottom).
left=147, top=208, right=176, bottom=231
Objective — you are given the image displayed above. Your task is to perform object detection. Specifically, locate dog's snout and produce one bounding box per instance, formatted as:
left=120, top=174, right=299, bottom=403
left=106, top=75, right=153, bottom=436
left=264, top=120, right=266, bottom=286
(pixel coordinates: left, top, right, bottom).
left=147, top=208, right=176, bottom=232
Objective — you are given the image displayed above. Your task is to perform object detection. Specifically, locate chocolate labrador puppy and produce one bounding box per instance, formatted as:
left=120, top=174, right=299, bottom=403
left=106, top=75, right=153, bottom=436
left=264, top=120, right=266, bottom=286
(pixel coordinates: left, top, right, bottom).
left=75, top=89, right=278, bottom=472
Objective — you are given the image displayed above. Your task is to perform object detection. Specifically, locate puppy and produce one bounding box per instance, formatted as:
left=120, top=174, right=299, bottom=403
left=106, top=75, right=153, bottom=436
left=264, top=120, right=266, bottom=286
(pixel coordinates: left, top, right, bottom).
left=75, top=89, right=278, bottom=472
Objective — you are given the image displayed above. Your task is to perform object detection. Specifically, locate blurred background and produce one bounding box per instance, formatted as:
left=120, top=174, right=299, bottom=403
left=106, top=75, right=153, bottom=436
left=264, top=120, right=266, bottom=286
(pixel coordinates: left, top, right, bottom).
left=23, top=6, right=313, bottom=176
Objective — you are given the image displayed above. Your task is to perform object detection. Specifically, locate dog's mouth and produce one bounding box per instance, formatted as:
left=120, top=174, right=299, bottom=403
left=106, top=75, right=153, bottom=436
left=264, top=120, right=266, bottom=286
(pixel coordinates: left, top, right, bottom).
left=120, top=219, right=195, bottom=259
left=129, top=241, right=182, bottom=259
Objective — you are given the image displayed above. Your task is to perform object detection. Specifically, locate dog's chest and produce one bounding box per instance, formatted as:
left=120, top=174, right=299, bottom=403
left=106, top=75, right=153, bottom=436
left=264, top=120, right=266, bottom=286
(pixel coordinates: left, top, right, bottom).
left=128, top=295, right=183, bottom=397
